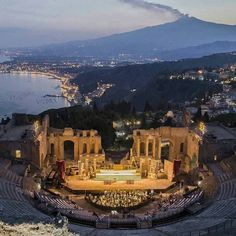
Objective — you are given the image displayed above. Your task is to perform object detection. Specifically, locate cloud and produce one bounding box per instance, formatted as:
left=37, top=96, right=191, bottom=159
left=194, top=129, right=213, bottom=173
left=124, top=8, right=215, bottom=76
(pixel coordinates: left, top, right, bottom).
left=118, top=0, right=184, bottom=19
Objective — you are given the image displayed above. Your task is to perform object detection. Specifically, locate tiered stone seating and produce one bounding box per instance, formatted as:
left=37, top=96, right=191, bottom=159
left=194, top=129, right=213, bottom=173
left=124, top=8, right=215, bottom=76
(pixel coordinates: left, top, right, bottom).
left=208, top=163, right=233, bottom=183
left=156, top=191, right=203, bottom=215
left=0, top=184, right=49, bottom=223
left=35, top=188, right=205, bottom=230
left=0, top=199, right=48, bottom=221
left=0, top=158, right=50, bottom=224
left=200, top=200, right=236, bottom=218
left=217, top=179, right=236, bottom=200
left=34, top=194, right=100, bottom=227
left=220, top=160, right=232, bottom=173
left=0, top=181, right=26, bottom=202
left=158, top=217, right=225, bottom=235
left=217, top=173, right=233, bottom=183
left=0, top=159, right=11, bottom=169
left=35, top=190, right=203, bottom=229
left=109, top=218, right=137, bottom=229
left=35, top=193, right=81, bottom=210
left=1, top=169, right=23, bottom=186
left=168, top=191, right=203, bottom=209
left=157, top=163, right=236, bottom=235
left=35, top=193, right=98, bottom=226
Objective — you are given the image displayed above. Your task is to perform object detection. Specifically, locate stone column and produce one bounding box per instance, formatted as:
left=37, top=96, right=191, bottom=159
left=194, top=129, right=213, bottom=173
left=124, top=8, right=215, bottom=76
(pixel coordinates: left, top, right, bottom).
left=87, top=142, right=90, bottom=155
left=85, top=158, right=89, bottom=173
left=157, top=137, right=161, bottom=160
left=74, top=141, right=79, bottom=161
left=130, top=148, right=133, bottom=157
left=153, top=138, right=156, bottom=159
left=137, top=138, right=140, bottom=157
left=78, top=160, right=82, bottom=174
left=95, top=139, right=99, bottom=154
left=93, top=158, right=97, bottom=173
left=145, top=139, right=149, bottom=157
left=54, top=139, right=59, bottom=161
left=79, top=141, right=83, bottom=156
left=59, top=139, right=64, bottom=160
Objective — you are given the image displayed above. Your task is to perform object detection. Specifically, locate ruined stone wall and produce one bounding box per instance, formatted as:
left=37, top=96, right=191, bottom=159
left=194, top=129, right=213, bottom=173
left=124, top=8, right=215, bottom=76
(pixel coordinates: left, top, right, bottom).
left=0, top=140, right=40, bottom=167
left=132, top=127, right=200, bottom=174
left=37, top=126, right=105, bottom=169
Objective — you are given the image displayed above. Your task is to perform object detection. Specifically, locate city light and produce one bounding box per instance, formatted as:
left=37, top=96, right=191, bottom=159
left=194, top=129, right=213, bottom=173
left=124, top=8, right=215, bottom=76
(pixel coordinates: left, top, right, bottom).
left=199, top=122, right=207, bottom=135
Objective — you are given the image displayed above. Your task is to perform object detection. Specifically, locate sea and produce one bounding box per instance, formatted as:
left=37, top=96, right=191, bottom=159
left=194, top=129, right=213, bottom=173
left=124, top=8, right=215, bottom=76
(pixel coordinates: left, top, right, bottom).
left=0, top=72, right=69, bottom=119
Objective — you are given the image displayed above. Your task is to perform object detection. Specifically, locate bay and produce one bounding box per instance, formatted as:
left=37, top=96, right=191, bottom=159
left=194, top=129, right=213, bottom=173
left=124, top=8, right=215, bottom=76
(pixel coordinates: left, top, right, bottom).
left=0, top=72, right=69, bottom=119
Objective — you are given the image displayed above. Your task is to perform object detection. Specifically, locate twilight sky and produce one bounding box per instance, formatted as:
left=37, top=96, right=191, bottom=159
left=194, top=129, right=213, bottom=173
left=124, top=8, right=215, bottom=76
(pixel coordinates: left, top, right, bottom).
left=0, top=0, right=235, bottom=40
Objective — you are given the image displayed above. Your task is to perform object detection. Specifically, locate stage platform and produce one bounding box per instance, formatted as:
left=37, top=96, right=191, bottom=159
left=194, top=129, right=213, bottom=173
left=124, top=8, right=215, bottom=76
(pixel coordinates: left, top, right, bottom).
left=62, top=176, right=175, bottom=192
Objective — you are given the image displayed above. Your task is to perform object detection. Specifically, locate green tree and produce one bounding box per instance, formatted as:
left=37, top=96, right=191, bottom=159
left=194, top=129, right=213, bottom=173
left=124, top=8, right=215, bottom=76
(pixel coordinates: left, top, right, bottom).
left=140, top=114, right=148, bottom=129
left=203, top=112, right=210, bottom=123
left=193, top=107, right=202, bottom=123
left=93, top=101, right=98, bottom=112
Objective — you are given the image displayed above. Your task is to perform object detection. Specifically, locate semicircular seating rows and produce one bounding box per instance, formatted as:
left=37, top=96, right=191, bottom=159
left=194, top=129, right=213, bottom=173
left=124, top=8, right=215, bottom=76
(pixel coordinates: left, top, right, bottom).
left=156, top=162, right=236, bottom=235
left=1, top=156, right=236, bottom=235
left=34, top=189, right=203, bottom=229
left=0, top=158, right=49, bottom=223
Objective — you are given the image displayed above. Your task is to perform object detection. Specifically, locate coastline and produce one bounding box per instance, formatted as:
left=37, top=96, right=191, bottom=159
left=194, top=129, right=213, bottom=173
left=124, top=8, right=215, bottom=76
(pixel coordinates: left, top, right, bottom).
left=0, top=55, right=11, bottom=63
left=6, top=70, right=80, bottom=106
left=10, top=70, right=64, bottom=81
left=0, top=72, right=70, bottom=120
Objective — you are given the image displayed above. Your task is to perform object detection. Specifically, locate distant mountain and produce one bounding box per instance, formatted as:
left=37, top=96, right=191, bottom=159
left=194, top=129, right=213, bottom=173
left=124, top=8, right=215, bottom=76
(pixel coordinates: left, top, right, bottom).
left=160, top=41, right=236, bottom=60
left=73, top=52, right=236, bottom=109
left=35, top=16, right=236, bottom=60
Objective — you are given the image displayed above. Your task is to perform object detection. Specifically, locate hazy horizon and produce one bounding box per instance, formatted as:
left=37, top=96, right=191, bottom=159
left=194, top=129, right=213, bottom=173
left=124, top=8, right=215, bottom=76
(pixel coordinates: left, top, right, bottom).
left=0, top=0, right=235, bottom=48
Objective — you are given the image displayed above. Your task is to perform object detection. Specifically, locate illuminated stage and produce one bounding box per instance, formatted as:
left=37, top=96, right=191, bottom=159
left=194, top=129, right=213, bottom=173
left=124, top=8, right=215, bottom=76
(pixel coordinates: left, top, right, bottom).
left=95, top=170, right=141, bottom=181
left=63, top=175, right=175, bottom=192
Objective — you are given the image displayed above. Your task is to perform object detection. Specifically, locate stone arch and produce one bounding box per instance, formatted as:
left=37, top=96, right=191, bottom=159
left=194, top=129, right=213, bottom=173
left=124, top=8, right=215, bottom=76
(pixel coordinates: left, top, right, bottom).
left=148, top=142, right=153, bottom=155
left=64, top=140, right=74, bottom=160
left=140, top=142, right=145, bottom=155
left=50, top=143, right=55, bottom=156
left=90, top=143, right=95, bottom=154
left=161, top=139, right=173, bottom=162
left=180, top=143, right=184, bottom=153
left=83, top=143, right=87, bottom=154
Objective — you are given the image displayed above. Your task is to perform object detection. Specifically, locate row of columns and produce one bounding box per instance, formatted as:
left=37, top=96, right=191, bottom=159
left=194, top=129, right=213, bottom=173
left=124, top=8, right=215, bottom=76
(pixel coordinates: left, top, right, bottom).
left=52, top=139, right=101, bottom=161
left=136, top=138, right=161, bottom=159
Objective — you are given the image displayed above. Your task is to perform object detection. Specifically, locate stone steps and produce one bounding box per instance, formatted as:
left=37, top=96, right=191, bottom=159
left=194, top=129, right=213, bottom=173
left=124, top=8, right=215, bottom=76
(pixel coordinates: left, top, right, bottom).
left=218, top=180, right=236, bottom=200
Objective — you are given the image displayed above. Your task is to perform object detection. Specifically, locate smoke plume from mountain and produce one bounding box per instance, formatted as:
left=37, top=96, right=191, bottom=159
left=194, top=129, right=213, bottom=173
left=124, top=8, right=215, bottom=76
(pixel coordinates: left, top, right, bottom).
left=119, top=0, right=184, bottom=19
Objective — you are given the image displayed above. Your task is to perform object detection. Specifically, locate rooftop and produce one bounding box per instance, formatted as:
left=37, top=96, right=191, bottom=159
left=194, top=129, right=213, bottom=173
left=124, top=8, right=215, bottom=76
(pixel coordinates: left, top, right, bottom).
left=0, top=124, right=34, bottom=141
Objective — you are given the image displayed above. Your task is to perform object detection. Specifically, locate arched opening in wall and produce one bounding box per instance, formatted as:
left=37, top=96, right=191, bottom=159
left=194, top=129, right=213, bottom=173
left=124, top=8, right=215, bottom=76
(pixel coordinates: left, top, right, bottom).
left=140, top=142, right=145, bottom=155
left=161, top=140, right=170, bottom=163
left=83, top=143, right=87, bottom=154
left=180, top=143, right=184, bottom=153
left=148, top=142, right=153, bottom=156
left=43, top=154, right=50, bottom=167
left=64, top=141, right=74, bottom=161
left=50, top=143, right=55, bottom=157
left=90, top=143, right=95, bottom=154
left=41, top=154, right=44, bottom=167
